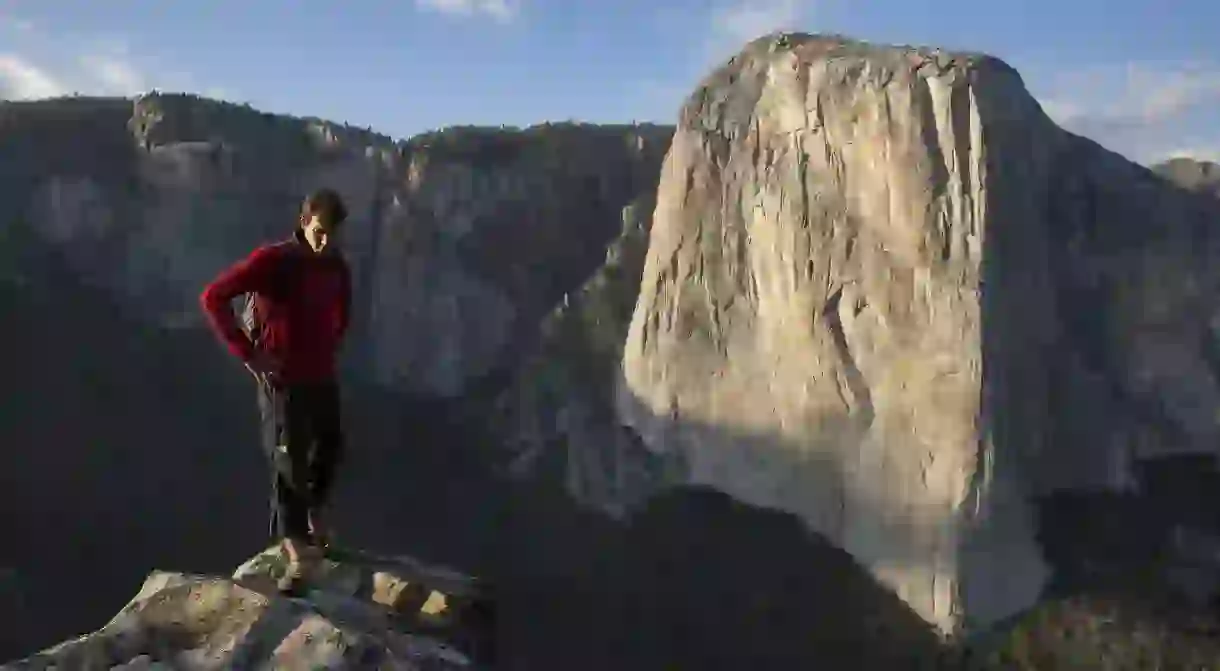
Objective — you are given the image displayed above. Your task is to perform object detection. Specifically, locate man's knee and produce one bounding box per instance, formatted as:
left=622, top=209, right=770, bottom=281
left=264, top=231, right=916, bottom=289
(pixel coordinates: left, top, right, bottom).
left=258, top=383, right=298, bottom=454
left=270, top=443, right=313, bottom=493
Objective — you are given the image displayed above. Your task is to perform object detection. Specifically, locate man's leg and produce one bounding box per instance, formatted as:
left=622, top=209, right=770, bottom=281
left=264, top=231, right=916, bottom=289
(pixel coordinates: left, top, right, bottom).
left=257, top=379, right=284, bottom=543
left=306, top=381, right=345, bottom=546
left=257, top=380, right=316, bottom=585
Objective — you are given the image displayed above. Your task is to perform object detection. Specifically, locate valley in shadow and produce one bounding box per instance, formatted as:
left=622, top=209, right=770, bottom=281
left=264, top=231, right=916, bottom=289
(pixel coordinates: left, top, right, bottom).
left=0, top=222, right=950, bottom=668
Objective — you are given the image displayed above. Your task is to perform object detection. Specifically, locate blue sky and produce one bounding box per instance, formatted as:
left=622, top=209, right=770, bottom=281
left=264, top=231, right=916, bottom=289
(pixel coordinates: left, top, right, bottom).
left=0, top=0, right=1217, bottom=164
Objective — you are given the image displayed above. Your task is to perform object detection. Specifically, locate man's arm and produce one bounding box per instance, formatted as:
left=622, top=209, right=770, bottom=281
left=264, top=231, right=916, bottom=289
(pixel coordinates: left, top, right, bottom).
left=199, top=246, right=280, bottom=363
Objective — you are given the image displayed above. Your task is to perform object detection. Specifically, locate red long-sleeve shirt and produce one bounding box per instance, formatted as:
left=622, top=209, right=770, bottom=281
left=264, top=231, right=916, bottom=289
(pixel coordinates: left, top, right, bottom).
left=199, top=235, right=351, bottom=384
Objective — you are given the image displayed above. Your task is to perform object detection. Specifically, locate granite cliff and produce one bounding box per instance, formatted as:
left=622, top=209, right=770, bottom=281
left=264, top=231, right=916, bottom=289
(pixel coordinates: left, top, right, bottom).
left=1, top=93, right=671, bottom=396
left=618, top=33, right=1220, bottom=634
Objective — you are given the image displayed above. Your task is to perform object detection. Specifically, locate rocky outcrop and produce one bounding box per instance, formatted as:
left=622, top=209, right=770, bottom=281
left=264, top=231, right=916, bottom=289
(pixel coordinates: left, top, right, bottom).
left=618, top=33, right=1220, bottom=634
left=966, top=589, right=1220, bottom=669
left=1153, top=157, right=1220, bottom=198
left=1, top=546, right=491, bottom=670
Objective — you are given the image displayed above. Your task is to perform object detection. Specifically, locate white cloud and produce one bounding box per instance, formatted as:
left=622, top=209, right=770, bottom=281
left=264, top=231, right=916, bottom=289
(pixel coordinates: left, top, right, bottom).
left=0, top=46, right=149, bottom=100
left=1163, top=147, right=1220, bottom=164
left=203, top=87, right=235, bottom=102
left=712, top=0, right=804, bottom=48
left=1142, top=72, right=1220, bottom=121
left=414, top=0, right=518, bottom=22
left=0, top=8, right=35, bottom=33
left=79, top=52, right=147, bottom=95
left=1034, top=62, right=1220, bottom=164
left=0, top=20, right=226, bottom=102
left=626, top=0, right=813, bottom=124
left=1040, top=64, right=1220, bottom=126
left=0, top=54, right=67, bottom=99
left=699, top=0, right=813, bottom=70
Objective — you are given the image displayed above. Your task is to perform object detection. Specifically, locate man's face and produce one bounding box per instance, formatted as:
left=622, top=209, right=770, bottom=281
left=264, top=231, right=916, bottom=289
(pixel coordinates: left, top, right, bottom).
left=302, top=215, right=337, bottom=253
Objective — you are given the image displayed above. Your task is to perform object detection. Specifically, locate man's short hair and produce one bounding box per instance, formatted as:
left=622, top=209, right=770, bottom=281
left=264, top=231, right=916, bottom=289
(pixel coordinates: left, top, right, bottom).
left=301, top=188, right=348, bottom=228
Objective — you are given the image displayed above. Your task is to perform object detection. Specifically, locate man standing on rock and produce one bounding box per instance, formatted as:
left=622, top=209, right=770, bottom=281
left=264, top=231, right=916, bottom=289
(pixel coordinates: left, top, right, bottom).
left=199, top=188, right=352, bottom=591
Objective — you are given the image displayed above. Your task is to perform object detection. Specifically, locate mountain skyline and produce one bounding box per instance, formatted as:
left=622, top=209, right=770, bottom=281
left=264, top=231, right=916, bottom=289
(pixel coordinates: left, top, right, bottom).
left=1, top=0, right=1217, bottom=165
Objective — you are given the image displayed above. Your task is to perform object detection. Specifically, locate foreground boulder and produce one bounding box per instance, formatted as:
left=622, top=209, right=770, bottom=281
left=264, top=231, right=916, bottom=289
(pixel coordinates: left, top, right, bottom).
left=618, top=32, right=1220, bottom=634
left=2, top=547, right=492, bottom=670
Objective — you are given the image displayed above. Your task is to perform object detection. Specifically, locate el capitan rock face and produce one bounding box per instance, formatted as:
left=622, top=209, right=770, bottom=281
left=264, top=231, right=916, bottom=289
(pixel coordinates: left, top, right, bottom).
left=618, top=33, right=1220, bottom=632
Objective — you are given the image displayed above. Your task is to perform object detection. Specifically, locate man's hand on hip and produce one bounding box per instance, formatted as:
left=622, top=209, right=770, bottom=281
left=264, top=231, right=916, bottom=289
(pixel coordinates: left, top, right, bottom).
left=245, top=351, right=280, bottom=383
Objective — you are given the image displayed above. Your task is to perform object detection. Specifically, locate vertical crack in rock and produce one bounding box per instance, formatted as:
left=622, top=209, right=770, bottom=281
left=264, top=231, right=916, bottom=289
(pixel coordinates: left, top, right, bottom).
left=821, top=285, right=874, bottom=424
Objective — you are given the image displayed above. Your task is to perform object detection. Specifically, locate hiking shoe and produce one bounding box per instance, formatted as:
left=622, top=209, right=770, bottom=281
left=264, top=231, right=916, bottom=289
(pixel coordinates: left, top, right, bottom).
left=276, top=559, right=309, bottom=595
left=309, top=509, right=334, bottom=549
left=276, top=537, right=319, bottom=595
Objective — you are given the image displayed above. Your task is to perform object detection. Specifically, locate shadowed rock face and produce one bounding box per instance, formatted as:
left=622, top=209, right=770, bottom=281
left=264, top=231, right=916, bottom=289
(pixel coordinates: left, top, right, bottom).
left=617, top=32, right=1220, bottom=633
left=484, top=191, right=670, bottom=514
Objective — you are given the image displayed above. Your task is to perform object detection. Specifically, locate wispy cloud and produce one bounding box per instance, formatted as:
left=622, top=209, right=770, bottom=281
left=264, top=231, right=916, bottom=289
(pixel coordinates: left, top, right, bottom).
left=712, top=0, right=805, bottom=48
left=0, top=17, right=227, bottom=101
left=0, top=53, right=66, bottom=99
left=1041, top=65, right=1220, bottom=128
left=628, top=0, right=813, bottom=123
left=1163, top=147, right=1220, bottom=164
left=8, top=17, right=35, bottom=34
left=0, top=47, right=147, bottom=100
left=1034, top=62, right=1220, bottom=164
left=79, top=47, right=147, bottom=96
left=706, top=0, right=808, bottom=64
left=414, top=0, right=519, bottom=23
